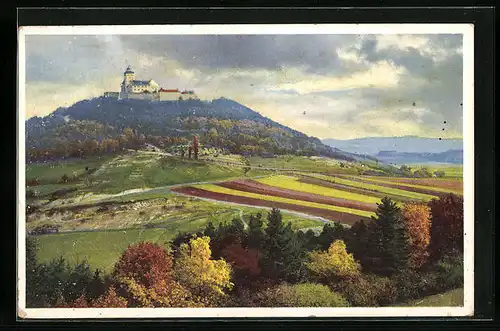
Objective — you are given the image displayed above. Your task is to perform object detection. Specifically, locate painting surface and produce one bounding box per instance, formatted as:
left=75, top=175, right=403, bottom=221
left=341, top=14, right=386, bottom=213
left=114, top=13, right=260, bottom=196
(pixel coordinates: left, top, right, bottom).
left=20, top=27, right=470, bottom=315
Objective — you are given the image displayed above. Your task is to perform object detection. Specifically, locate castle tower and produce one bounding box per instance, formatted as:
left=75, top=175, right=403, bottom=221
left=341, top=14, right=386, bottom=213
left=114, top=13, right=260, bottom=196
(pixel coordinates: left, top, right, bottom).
left=121, top=65, right=135, bottom=96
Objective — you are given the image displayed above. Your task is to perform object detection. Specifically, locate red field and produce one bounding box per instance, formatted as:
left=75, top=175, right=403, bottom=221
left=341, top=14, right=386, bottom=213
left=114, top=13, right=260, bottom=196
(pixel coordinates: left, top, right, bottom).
left=217, top=179, right=377, bottom=212
left=172, top=186, right=372, bottom=225
left=365, top=177, right=463, bottom=192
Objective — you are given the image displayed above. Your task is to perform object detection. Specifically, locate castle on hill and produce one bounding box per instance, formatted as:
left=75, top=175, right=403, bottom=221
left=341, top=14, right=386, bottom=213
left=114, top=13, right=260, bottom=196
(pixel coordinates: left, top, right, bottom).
left=103, top=66, right=198, bottom=101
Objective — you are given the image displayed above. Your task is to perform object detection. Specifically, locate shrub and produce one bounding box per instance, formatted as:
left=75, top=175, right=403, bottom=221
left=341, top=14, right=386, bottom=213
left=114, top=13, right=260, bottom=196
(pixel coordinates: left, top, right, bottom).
left=434, top=170, right=446, bottom=178
left=333, top=274, right=397, bottom=307
left=392, top=252, right=463, bottom=303
left=432, top=251, right=464, bottom=291
left=58, top=174, right=70, bottom=184
left=257, top=283, right=349, bottom=307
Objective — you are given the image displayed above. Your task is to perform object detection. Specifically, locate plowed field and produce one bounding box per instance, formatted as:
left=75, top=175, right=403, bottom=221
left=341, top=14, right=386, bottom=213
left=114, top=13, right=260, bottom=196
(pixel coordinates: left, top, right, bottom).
left=217, top=179, right=377, bottom=212
left=172, top=186, right=371, bottom=225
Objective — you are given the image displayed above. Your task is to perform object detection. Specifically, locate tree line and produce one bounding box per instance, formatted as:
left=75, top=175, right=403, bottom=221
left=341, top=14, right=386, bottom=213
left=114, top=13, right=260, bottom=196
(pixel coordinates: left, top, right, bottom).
left=26, top=193, right=463, bottom=308
left=27, top=127, right=189, bottom=163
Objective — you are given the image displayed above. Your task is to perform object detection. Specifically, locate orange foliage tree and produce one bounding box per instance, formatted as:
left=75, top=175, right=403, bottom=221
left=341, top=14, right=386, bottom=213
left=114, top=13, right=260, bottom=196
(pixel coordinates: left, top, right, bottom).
left=401, top=202, right=432, bottom=269
left=112, top=242, right=196, bottom=307
left=220, top=241, right=261, bottom=280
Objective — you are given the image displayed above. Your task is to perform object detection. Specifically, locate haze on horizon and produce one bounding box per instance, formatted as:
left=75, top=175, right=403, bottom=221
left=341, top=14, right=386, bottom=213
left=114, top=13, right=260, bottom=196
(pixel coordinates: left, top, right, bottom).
left=24, top=33, right=464, bottom=140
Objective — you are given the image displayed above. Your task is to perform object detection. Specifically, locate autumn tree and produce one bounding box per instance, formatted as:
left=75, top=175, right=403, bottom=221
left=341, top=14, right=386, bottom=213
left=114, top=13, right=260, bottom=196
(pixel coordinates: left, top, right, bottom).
left=428, top=194, right=464, bottom=262
left=174, top=236, right=233, bottom=306
left=91, top=286, right=128, bottom=308
left=61, top=286, right=129, bottom=308
left=193, top=135, right=199, bottom=160
left=401, top=202, right=432, bottom=269
left=113, top=242, right=194, bottom=307
left=306, top=240, right=361, bottom=283
left=220, top=241, right=261, bottom=283
left=365, top=197, right=410, bottom=276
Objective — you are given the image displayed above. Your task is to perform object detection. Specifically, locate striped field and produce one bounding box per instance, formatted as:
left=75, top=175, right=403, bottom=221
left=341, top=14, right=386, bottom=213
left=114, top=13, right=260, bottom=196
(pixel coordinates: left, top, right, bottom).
left=172, top=172, right=463, bottom=225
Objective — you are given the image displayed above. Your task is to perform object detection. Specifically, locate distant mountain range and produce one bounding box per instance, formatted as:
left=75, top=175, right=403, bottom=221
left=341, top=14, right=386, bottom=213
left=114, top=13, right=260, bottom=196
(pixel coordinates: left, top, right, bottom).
left=322, top=136, right=463, bottom=165
left=374, top=149, right=463, bottom=165
left=26, top=97, right=374, bottom=163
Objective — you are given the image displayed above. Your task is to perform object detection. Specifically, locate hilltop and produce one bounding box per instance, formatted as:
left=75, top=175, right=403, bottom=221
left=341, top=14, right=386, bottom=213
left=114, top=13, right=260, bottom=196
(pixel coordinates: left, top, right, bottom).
left=26, top=97, right=373, bottom=163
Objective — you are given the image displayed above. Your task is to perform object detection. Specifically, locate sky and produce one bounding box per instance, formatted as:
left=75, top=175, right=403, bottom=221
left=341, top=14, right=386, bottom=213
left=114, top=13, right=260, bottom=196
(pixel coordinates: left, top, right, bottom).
left=24, top=33, right=464, bottom=140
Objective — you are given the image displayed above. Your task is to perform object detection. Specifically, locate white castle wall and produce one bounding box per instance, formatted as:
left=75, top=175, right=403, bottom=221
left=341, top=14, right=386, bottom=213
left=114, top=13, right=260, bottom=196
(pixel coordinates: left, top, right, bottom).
left=159, top=91, right=181, bottom=101
left=126, top=93, right=156, bottom=101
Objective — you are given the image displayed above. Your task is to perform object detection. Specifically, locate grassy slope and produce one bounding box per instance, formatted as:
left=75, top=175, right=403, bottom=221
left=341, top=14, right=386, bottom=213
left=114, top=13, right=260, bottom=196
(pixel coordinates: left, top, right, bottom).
left=193, top=183, right=375, bottom=218
left=409, top=164, right=463, bottom=178
left=398, top=288, right=464, bottom=307
left=26, top=155, right=114, bottom=184
left=27, top=151, right=271, bottom=197
left=35, top=203, right=324, bottom=273
left=248, top=155, right=362, bottom=174
left=257, top=175, right=381, bottom=204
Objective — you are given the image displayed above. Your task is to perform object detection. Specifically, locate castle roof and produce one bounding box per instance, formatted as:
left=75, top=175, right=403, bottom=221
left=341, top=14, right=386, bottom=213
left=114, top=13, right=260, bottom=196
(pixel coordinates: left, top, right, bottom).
left=130, top=80, right=152, bottom=86
left=124, top=65, right=135, bottom=74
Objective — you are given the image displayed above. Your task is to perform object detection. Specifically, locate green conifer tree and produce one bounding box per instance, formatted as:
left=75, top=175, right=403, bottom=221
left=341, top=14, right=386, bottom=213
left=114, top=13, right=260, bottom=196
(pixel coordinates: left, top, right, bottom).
left=203, top=221, right=216, bottom=239
left=261, top=208, right=306, bottom=282
left=246, top=212, right=264, bottom=249
left=317, top=221, right=346, bottom=250
left=366, top=197, right=410, bottom=276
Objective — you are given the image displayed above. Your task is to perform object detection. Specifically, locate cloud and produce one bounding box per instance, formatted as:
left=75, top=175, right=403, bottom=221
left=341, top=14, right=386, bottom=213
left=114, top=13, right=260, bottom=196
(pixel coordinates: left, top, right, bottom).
left=23, top=33, right=464, bottom=139
left=269, top=61, right=403, bottom=94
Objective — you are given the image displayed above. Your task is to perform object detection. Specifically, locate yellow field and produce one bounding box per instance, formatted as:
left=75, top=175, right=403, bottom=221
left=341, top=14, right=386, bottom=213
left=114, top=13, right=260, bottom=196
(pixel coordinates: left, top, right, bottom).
left=302, top=173, right=438, bottom=201
left=193, top=184, right=375, bottom=218
left=257, top=175, right=381, bottom=204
